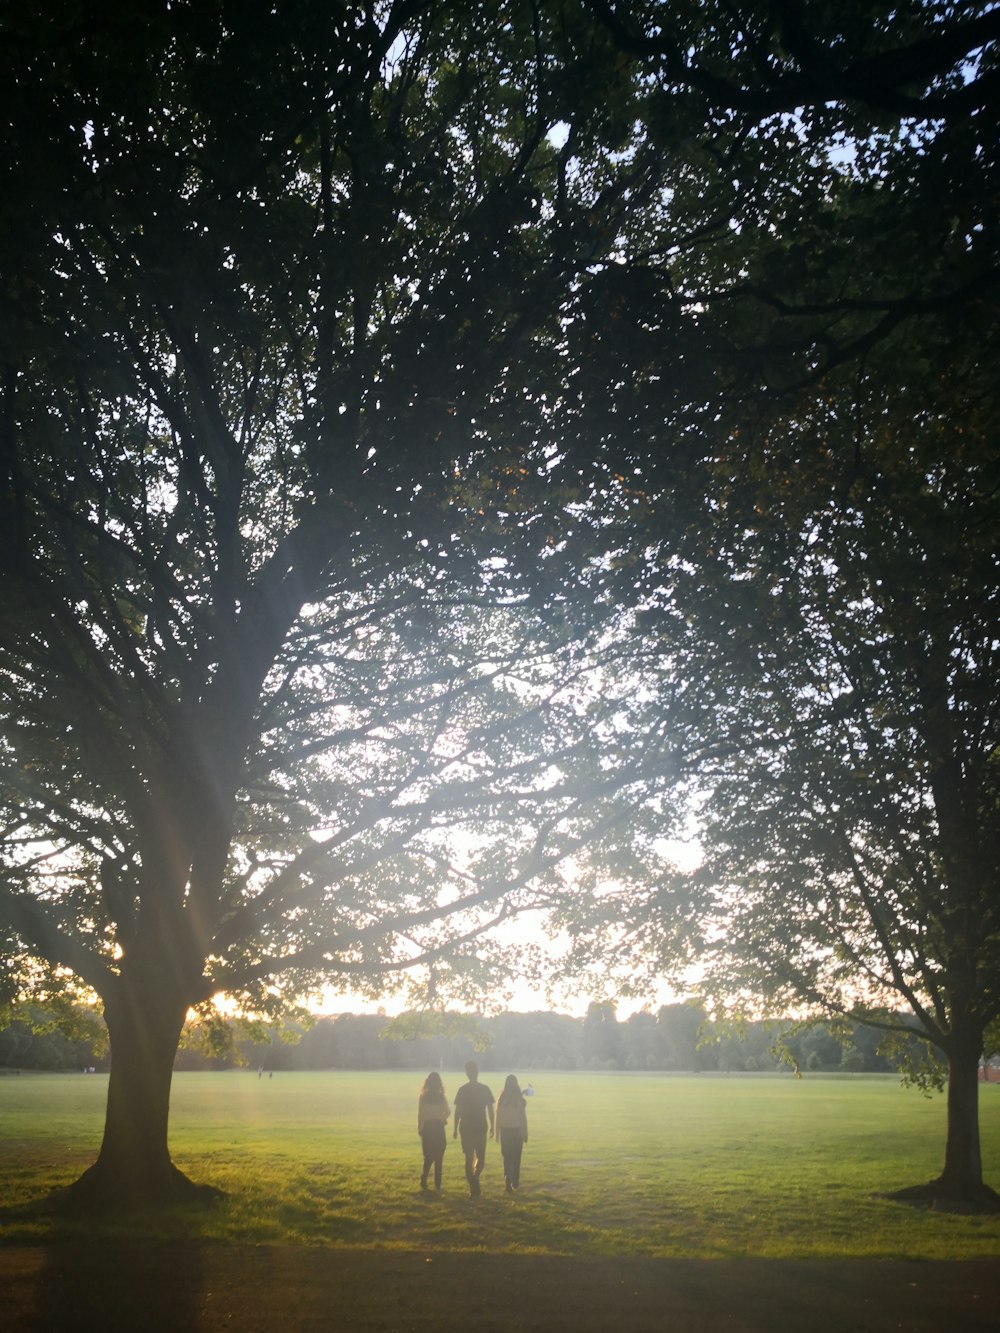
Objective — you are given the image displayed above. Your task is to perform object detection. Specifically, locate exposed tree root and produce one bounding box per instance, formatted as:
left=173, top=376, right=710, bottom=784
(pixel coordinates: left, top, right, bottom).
left=876, top=1179, right=1000, bottom=1215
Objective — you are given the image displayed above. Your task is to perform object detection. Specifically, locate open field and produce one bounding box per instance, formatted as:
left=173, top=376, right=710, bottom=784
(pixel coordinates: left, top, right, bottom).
left=2, top=1070, right=999, bottom=1260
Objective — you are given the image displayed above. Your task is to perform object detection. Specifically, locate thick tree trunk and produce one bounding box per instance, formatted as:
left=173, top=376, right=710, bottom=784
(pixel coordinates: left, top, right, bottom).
left=64, top=971, right=218, bottom=1211
left=936, top=1037, right=984, bottom=1196
left=886, top=1029, right=1000, bottom=1213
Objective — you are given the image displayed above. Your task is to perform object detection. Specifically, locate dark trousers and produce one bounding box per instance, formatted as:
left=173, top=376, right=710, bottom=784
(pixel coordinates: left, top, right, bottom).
left=460, top=1131, right=487, bottom=1185
left=420, top=1123, right=446, bottom=1187
left=500, top=1128, right=524, bottom=1186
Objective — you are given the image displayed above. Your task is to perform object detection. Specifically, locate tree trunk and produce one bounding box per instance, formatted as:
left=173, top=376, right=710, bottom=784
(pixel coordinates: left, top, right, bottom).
left=64, top=970, right=217, bottom=1210
left=935, top=1035, right=985, bottom=1197
left=883, top=1027, right=999, bottom=1213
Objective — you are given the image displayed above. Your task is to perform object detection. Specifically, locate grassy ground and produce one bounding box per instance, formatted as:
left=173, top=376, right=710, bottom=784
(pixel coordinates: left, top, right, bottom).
left=1, top=1069, right=999, bottom=1260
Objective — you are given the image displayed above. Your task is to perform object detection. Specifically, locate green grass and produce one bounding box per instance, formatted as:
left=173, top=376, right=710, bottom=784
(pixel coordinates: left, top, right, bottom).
left=1, top=1069, right=999, bottom=1259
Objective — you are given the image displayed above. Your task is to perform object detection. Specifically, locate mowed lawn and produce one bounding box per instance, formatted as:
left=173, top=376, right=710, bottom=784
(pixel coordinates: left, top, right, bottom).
left=1, top=1070, right=999, bottom=1260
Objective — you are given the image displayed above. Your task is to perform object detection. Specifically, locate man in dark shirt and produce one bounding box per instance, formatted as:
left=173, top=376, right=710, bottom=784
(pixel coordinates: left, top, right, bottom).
left=452, top=1060, right=495, bottom=1197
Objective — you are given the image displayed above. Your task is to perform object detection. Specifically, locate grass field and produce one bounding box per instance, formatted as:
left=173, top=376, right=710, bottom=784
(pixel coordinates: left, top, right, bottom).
left=1, top=1069, right=999, bottom=1261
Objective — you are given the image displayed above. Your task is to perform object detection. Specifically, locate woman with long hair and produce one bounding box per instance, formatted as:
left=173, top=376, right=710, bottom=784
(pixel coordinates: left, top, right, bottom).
left=417, top=1070, right=450, bottom=1191
left=495, top=1073, right=529, bottom=1192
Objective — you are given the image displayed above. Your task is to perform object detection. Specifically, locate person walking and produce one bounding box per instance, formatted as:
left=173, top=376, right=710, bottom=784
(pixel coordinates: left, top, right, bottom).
left=495, top=1074, right=529, bottom=1192
left=452, top=1060, right=495, bottom=1197
left=417, top=1071, right=450, bottom=1191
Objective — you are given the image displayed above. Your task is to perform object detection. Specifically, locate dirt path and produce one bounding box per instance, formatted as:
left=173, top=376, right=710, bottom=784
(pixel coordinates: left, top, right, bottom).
left=2, top=1244, right=999, bottom=1331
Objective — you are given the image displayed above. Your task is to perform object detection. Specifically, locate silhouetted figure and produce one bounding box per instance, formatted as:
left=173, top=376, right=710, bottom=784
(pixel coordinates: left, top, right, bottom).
left=496, top=1074, right=529, bottom=1192
left=417, top=1070, right=450, bottom=1191
left=453, top=1060, right=494, bottom=1197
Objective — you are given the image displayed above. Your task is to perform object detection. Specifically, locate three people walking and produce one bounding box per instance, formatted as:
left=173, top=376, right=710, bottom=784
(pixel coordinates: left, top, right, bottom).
left=417, top=1064, right=529, bottom=1196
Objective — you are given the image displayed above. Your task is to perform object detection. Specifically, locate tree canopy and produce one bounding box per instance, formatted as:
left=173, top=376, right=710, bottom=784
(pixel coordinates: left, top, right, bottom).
left=553, top=1, right=1000, bottom=1204
left=0, top=0, right=676, bottom=1204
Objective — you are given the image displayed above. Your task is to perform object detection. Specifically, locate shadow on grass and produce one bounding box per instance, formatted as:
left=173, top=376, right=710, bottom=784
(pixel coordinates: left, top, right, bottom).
left=0, top=1181, right=224, bottom=1246
left=0, top=1188, right=220, bottom=1331
left=0, top=1194, right=61, bottom=1243
left=4, top=1243, right=1000, bottom=1333
left=876, top=1179, right=1000, bottom=1215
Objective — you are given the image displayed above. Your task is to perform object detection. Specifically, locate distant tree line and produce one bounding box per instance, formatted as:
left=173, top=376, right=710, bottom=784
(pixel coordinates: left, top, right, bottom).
left=1, top=1000, right=932, bottom=1076
left=0, top=1003, right=106, bottom=1072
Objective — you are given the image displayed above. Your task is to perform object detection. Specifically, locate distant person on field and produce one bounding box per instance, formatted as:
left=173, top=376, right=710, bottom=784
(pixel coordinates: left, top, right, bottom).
left=417, top=1070, right=450, bottom=1191
left=453, top=1060, right=494, bottom=1197
left=495, top=1074, right=529, bottom=1193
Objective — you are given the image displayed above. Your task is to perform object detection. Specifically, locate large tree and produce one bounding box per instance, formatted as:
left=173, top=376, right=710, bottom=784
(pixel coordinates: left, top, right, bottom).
left=565, top=212, right=1000, bottom=1206
left=547, top=1, right=1000, bottom=1206
left=674, top=336, right=1000, bottom=1207
left=0, top=0, right=678, bottom=1208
